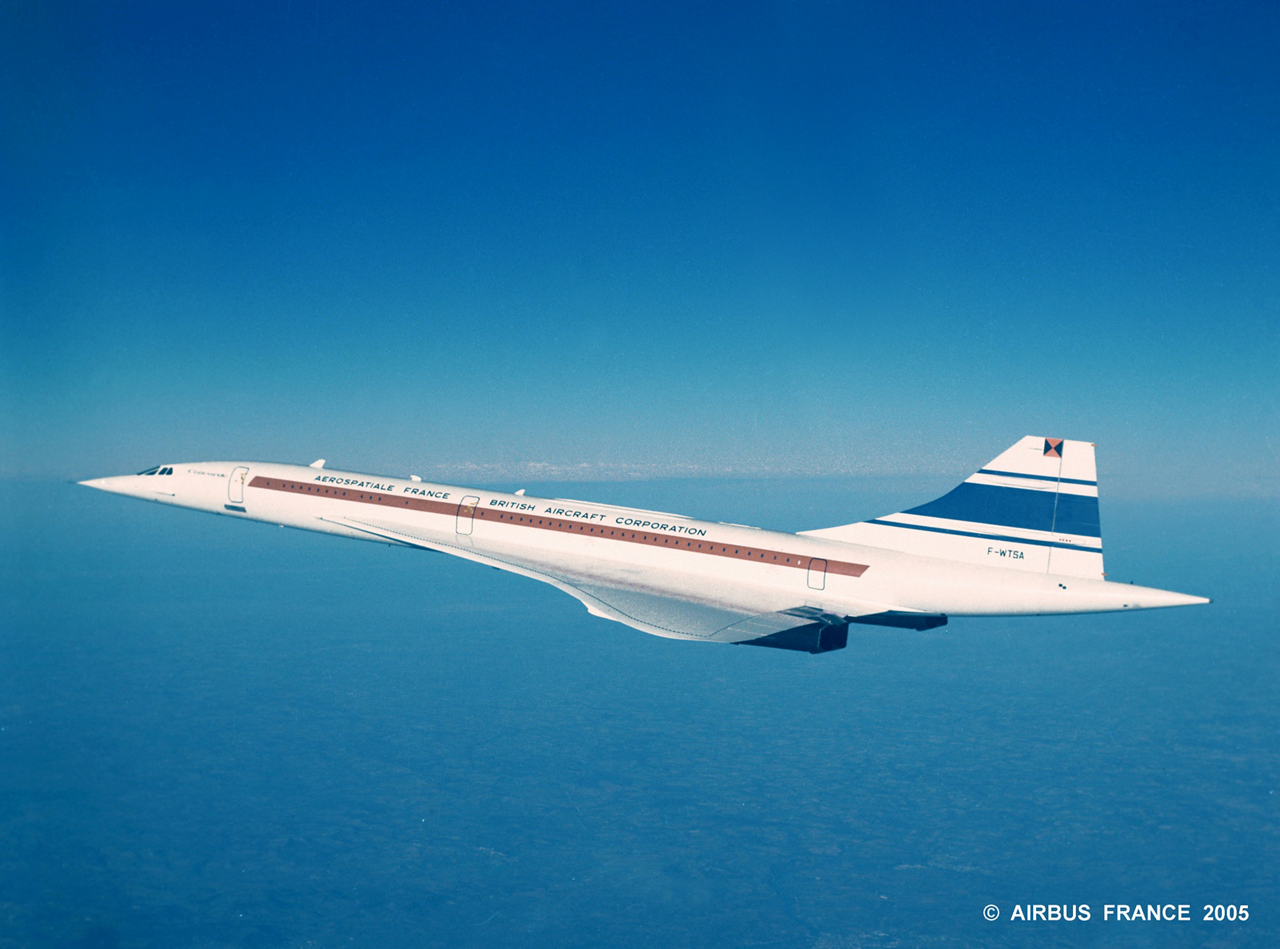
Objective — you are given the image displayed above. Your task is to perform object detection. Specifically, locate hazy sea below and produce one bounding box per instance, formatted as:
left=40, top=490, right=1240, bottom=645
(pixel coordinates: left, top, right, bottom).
left=2, top=478, right=1276, bottom=948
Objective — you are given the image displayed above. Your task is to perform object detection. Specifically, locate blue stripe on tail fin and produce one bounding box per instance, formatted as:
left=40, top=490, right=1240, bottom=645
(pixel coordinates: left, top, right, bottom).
left=902, top=482, right=1101, bottom=537
left=799, top=436, right=1105, bottom=580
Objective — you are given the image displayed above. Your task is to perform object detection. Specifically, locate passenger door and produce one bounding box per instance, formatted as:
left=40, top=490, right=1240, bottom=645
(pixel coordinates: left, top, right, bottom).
left=456, top=496, right=480, bottom=535
left=806, top=558, right=827, bottom=591
left=229, top=467, right=249, bottom=504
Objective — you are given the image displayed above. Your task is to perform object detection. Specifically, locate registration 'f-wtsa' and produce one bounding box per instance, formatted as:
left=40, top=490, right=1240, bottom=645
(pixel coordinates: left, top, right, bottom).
left=81, top=436, right=1209, bottom=654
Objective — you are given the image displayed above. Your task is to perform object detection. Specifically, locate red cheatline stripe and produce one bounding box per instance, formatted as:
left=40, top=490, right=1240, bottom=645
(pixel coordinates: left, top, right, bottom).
left=249, top=476, right=869, bottom=578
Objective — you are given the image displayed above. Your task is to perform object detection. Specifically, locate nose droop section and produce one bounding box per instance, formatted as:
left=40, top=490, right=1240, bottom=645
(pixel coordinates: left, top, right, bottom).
left=79, top=473, right=177, bottom=500
left=79, top=475, right=137, bottom=495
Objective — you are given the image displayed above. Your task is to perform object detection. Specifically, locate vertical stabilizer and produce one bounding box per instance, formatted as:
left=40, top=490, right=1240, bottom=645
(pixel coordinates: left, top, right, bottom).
left=801, top=437, right=1104, bottom=579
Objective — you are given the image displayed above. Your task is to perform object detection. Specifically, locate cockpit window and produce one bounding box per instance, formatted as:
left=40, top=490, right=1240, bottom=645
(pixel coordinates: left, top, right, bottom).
left=161, top=467, right=173, bottom=475
left=137, top=466, right=162, bottom=475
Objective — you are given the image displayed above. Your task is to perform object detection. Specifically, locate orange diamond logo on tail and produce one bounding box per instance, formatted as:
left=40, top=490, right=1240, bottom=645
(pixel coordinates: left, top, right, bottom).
left=1044, top=438, right=1064, bottom=458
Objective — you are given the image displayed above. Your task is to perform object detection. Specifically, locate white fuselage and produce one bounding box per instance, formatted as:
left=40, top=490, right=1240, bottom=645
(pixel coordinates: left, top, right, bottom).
left=81, top=460, right=1204, bottom=627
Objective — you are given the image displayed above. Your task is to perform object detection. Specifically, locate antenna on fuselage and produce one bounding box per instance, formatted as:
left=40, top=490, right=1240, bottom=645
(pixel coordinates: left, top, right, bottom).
left=310, top=459, right=326, bottom=469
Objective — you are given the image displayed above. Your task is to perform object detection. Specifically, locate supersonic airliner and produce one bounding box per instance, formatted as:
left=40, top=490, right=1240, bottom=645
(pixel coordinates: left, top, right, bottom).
left=80, top=436, right=1208, bottom=654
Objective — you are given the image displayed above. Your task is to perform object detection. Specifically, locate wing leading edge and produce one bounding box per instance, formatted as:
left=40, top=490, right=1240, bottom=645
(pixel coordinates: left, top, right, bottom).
left=325, top=513, right=943, bottom=653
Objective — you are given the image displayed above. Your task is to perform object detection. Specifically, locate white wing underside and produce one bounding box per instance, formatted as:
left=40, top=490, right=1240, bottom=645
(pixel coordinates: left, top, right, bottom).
left=323, top=514, right=871, bottom=645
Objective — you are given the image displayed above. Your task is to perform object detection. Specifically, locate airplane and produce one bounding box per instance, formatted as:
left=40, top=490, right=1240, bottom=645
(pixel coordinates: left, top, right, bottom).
left=79, top=436, right=1209, bottom=654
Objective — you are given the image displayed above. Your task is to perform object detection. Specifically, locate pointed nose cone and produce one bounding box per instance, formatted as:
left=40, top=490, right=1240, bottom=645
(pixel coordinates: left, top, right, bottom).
left=79, top=474, right=173, bottom=500
left=79, top=475, right=134, bottom=495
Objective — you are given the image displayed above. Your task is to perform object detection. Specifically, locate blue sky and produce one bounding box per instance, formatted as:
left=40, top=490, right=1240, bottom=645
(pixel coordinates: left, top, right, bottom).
left=3, top=1, right=1277, bottom=496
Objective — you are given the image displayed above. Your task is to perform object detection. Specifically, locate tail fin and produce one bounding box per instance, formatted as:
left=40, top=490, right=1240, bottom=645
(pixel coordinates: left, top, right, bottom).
left=803, top=436, right=1104, bottom=579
